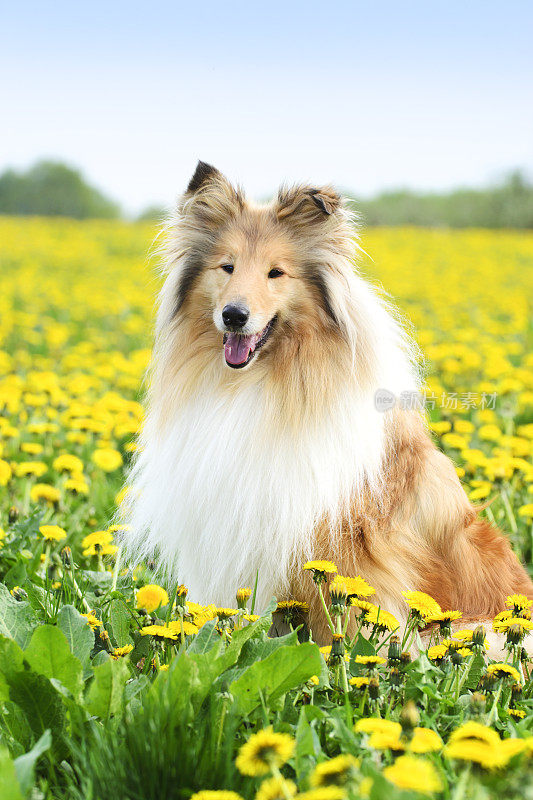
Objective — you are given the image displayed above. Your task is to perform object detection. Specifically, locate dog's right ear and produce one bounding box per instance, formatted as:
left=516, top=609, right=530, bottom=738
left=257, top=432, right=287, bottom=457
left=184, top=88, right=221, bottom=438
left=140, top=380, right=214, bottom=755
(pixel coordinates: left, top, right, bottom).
left=181, top=160, right=243, bottom=226
left=186, top=161, right=221, bottom=194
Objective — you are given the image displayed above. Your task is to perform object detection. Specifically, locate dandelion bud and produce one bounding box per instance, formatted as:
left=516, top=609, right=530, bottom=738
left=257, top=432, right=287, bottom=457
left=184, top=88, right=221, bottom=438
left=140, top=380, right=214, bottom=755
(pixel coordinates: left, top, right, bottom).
left=400, top=651, right=411, bottom=665
left=99, top=629, right=113, bottom=652
left=331, top=633, right=345, bottom=660
left=10, top=586, right=27, bottom=601
left=511, top=683, right=522, bottom=701
left=8, top=506, right=19, bottom=523
left=400, top=700, right=419, bottom=733
left=389, top=667, right=402, bottom=687
left=175, top=584, right=188, bottom=607
left=330, top=580, right=348, bottom=613
left=368, top=677, right=380, bottom=700
left=479, top=672, right=497, bottom=692
left=506, top=623, right=522, bottom=646
left=469, top=692, right=486, bottom=715
left=388, top=635, right=401, bottom=663
left=519, top=647, right=528, bottom=663
left=472, top=625, right=486, bottom=647
left=61, top=546, right=73, bottom=567
left=450, top=649, right=464, bottom=666
left=236, top=587, right=251, bottom=609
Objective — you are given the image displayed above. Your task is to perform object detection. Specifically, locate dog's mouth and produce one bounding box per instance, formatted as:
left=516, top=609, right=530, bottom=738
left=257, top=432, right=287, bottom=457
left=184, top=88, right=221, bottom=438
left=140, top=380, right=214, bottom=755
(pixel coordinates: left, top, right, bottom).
left=223, top=317, right=276, bottom=369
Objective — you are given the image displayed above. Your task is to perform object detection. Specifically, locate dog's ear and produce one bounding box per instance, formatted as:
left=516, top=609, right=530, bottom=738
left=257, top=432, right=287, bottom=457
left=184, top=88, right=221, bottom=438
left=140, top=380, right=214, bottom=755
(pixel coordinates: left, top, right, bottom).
left=181, top=160, right=243, bottom=226
left=275, top=184, right=341, bottom=224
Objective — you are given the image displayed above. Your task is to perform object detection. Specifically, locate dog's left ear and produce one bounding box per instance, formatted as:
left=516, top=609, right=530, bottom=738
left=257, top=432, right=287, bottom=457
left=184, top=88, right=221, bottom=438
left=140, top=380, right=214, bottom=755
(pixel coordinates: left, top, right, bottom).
left=275, top=184, right=341, bottom=223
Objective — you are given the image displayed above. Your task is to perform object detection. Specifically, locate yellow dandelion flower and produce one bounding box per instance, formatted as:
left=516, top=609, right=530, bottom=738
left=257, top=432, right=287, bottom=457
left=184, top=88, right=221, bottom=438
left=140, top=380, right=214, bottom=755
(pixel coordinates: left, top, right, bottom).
left=486, top=663, right=522, bottom=683
left=53, top=453, right=84, bottom=473
left=423, top=609, right=462, bottom=624
left=427, top=644, right=448, bottom=660
left=354, top=655, right=386, bottom=666
left=255, top=776, right=297, bottom=800
left=276, top=600, right=309, bottom=612
left=167, top=619, right=199, bottom=636
left=236, top=587, right=252, bottom=603
left=493, top=616, right=533, bottom=634
left=0, top=459, right=12, bottom=485
left=384, top=756, right=442, bottom=794
left=355, top=718, right=401, bottom=736
left=509, top=708, right=526, bottom=719
left=505, top=594, right=532, bottom=613
left=39, top=524, right=66, bottom=542
left=82, top=530, right=113, bottom=548
left=30, top=483, right=60, bottom=504
left=331, top=574, right=374, bottom=598
left=409, top=727, right=443, bottom=754
left=81, top=611, right=102, bottom=630
left=235, top=727, right=295, bottom=776
left=518, top=503, right=533, bottom=519
left=365, top=606, right=399, bottom=631
left=303, top=560, right=338, bottom=576
left=310, top=754, right=359, bottom=787
left=136, top=584, right=169, bottom=613
left=349, top=677, right=369, bottom=689
left=449, top=721, right=500, bottom=748
left=15, top=461, right=48, bottom=478
left=215, top=608, right=239, bottom=619
left=402, top=590, right=441, bottom=618
left=92, top=448, right=123, bottom=472
left=21, top=442, right=43, bottom=455
left=295, top=789, right=346, bottom=800
left=111, top=644, right=134, bottom=659
left=140, top=624, right=179, bottom=641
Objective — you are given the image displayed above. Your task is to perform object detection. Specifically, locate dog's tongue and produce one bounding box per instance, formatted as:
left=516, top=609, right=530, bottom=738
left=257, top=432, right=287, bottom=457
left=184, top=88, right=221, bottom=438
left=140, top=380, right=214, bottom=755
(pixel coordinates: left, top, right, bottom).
left=224, top=333, right=255, bottom=365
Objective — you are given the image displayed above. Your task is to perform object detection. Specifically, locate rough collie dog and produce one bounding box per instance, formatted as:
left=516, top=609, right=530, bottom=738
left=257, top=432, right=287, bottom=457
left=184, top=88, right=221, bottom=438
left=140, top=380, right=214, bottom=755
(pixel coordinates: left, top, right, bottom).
left=123, top=161, right=533, bottom=643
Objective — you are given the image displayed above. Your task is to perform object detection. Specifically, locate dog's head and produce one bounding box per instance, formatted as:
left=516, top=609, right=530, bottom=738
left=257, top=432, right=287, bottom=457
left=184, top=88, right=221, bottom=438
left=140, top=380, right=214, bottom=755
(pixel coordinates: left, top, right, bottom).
left=169, top=161, right=355, bottom=371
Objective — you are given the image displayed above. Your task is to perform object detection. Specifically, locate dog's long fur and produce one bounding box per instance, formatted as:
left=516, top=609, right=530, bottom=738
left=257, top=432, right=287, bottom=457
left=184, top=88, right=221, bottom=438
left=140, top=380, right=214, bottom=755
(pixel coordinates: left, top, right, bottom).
left=123, top=161, right=533, bottom=642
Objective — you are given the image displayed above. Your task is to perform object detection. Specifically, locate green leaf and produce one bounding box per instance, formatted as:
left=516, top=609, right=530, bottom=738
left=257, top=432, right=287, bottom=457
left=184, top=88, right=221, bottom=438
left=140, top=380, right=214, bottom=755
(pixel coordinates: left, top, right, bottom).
left=7, top=671, right=66, bottom=749
left=237, top=629, right=298, bottom=667
left=24, top=626, right=84, bottom=702
left=57, top=605, right=94, bottom=666
left=86, top=658, right=129, bottom=721
left=187, top=620, right=220, bottom=654
left=14, top=730, right=52, bottom=796
left=0, top=747, right=24, bottom=800
left=0, top=702, right=32, bottom=754
left=230, top=642, right=322, bottom=715
left=463, top=652, right=486, bottom=692
left=0, top=636, right=24, bottom=702
left=3, top=563, right=27, bottom=591
left=108, top=599, right=131, bottom=647
left=0, top=584, right=38, bottom=648
left=295, top=705, right=322, bottom=781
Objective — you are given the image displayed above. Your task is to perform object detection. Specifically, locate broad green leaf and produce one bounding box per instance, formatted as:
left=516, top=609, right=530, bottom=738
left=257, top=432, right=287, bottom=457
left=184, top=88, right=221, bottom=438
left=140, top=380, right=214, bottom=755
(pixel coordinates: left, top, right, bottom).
left=86, top=658, right=129, bottom=721
left=237, top=629, right=298, bottom=667
left=108, top=599, right=131, bottom=647
left=0, top=584, right=38, bottom=648
left=0, top=747, right=24, bottom=800
left=0, top=701, right=32, bottom=754
left=3, top=562, right=27, bottom=590
left=25, top=625, right=84, bottom=702
left=295, top=705, right=322, bottom=781
left=57, top=605, right=94, bottom=666
left=463, top=652, right=486, bottom=691
left=230, top=642, right=322, bottom=715
left=187, top=620, right=220, bottom=654
left=0, top=637, right=24, bottom=702
left=14, top=730, right=52, bottom=796
left=7, top=671, right=66, bottom=748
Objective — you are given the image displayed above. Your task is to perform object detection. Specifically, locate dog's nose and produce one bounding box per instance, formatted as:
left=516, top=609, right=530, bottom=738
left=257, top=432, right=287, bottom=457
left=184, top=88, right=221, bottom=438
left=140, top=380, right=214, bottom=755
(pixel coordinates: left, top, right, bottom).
left=222, top=304, right=249, bottom=328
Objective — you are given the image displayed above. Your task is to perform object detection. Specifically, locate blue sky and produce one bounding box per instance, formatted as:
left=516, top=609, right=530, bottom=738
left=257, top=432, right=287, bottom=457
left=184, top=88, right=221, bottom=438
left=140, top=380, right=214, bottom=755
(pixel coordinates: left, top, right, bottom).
left=2, top=1, right=532, bottom=214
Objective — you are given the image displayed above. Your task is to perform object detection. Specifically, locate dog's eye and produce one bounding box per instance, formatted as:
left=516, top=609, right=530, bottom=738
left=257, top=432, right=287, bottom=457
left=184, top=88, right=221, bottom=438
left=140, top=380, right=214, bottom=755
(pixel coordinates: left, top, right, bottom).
left=220, top=264, right=234, bottom=274
left=268, top=268, right=284, bottom=279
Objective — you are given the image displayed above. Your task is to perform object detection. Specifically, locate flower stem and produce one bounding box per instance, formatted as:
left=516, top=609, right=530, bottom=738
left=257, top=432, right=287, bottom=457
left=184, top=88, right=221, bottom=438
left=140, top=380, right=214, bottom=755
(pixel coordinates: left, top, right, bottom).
left=317, top=582, right=335, bottom=633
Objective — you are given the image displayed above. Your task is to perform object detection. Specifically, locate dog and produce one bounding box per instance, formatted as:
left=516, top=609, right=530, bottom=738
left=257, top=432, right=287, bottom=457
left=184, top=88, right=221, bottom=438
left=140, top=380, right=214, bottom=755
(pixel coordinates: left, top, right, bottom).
left=122, top=161, right=533, bottom=644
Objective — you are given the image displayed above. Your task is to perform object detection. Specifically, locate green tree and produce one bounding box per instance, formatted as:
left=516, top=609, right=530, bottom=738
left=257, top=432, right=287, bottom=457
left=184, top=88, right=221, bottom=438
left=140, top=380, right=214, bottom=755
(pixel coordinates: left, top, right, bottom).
left=0, top=161, right=120, bottom=218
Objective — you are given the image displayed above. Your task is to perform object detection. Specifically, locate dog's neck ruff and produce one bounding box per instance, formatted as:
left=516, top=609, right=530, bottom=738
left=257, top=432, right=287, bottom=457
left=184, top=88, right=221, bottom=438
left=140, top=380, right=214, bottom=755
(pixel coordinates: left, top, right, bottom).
left=124, top=377, right=387, bottom=611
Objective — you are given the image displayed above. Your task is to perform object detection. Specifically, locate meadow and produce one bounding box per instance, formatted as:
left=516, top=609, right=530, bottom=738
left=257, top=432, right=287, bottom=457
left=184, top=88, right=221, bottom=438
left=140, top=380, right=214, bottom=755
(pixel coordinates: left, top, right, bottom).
left=0, top=217, right=532, bottom=799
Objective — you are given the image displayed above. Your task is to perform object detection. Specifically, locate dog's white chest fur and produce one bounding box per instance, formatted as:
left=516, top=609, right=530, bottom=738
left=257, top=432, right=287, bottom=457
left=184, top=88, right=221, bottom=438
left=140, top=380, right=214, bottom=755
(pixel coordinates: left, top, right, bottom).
left=125, top=381, right=386, bottom=610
